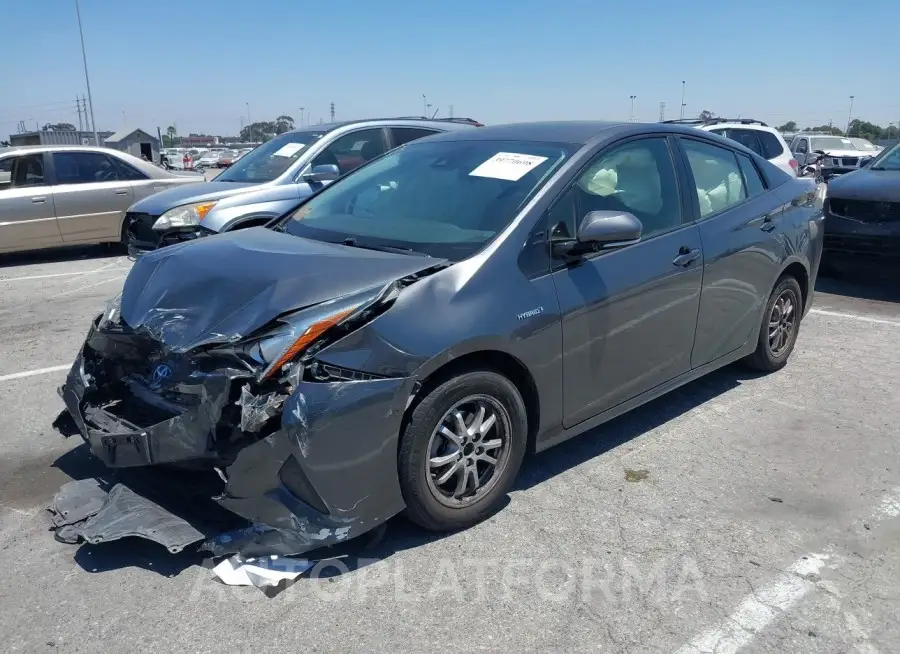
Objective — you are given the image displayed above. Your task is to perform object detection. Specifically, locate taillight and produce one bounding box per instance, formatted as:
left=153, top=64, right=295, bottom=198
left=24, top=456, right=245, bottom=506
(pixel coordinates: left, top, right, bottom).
left=789, top=159, right=798, bottom=171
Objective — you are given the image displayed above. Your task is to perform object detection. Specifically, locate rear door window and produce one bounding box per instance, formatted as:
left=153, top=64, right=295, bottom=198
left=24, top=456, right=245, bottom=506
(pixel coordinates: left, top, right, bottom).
left=681, top=139, right=748, bottom=218
left=390, top=127, right=440, bottom=147
left=10, top=154, right=47, bottom=188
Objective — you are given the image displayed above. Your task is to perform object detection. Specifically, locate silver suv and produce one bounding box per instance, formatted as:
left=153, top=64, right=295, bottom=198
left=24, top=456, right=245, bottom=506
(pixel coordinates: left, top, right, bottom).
left=125, top=117, right=479, bottom=252
left=663, top=118, right=797, bottom=177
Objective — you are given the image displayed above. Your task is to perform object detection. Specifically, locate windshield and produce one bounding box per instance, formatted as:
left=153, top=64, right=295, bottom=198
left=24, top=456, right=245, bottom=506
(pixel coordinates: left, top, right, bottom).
left=849, top=138, right=877, bottom=151
left=216, top=130, right=326, bottom=183
left=280, top=139, right=573, bottom=261
left=810, top=137, right=858, bottom=152
left=869, top=142, right=900, bottom=171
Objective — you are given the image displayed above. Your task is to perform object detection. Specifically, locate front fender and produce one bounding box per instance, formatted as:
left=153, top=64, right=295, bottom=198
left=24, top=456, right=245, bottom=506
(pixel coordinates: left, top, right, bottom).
left=204, top=198, right=299, bottom=232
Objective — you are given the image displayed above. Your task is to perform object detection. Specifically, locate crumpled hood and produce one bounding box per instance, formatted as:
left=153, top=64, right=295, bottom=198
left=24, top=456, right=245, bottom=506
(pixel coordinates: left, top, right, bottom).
left=120, top=227, right=445, bottom=352
left=827, top=169, right=900, bottom=202
left=128, top=181, right=260, bottom=216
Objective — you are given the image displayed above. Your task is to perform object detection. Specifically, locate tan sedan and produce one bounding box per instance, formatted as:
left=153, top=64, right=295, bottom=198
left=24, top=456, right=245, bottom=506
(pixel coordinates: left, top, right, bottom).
left=0, top=145, right=204, bottom=254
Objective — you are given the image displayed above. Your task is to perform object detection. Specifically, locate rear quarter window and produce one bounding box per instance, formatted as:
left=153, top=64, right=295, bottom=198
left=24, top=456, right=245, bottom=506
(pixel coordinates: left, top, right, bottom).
left=758, top=131, right=787, bottom=159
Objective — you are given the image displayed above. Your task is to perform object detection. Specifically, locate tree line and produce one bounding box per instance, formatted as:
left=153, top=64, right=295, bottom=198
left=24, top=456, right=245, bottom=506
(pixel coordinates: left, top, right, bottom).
left=775, top=119, right=899, bottom=142
left=161, top=115, right=298, bottom=147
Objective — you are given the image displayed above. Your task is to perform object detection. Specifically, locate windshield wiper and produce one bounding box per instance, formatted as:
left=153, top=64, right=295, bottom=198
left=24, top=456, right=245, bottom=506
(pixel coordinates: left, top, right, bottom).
left=340, top=238, right=430, bottom=257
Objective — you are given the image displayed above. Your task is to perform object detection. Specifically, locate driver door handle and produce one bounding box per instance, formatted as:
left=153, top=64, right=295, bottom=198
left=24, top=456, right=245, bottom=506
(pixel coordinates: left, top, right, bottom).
left=114, top=189, right=129, bottom=195
left=673, top=247, right=701, bottom=267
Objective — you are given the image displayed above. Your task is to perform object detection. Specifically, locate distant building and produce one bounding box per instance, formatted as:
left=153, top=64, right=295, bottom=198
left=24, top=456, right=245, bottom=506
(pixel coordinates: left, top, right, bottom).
left=8, top=129, right=114, bottom=147
left=104, top=128, right=160, bottom=163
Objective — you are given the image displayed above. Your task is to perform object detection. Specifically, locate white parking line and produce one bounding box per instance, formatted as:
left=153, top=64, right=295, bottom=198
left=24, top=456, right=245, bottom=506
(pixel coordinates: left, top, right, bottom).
left=810, top=308, right=900, bottom=327
left=49, top=274, right=126, bottom=298
left=0, top=364, right=70, bottom=383
left=673, top=487, right=900, bottom=654
left=0, top=260, right=124, bottom=283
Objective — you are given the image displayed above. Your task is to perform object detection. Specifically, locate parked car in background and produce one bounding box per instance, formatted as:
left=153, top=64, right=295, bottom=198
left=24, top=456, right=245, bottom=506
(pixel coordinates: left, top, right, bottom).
left=124, top=117, right=479, bottom=252
left=822, top=139, right=900, bottom=265
left=789, top=135, right=878, bottom=180
left=0, top=145, right=203, bottom=254
left=194, top=150, right=222, bottom=170
left=216, top=150, right=240, bottom=167
left=160, top=150, right=184, bottom=170
left=664, top=118, right=797, bottom=177
left=54, top=121, right=824, bottom=557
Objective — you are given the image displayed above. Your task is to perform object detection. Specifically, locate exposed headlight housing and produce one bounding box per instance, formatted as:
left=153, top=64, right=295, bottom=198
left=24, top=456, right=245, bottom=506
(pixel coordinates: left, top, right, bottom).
left=813, top=182, right=827, bottom=210
left=98, top=293, right=122, bottom=330
left=242, top=284, right=399, bottom=381
left=152, top=202, right=216, bottom=231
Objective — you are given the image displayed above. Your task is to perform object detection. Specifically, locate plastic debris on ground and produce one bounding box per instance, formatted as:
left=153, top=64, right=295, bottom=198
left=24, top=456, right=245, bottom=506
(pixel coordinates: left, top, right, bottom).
left=212, top=554, right=313, bottom=588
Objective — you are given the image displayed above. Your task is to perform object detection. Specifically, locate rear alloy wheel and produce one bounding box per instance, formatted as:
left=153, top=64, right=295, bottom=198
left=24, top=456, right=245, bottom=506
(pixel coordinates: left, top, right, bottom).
left=399, top=371, right=527, bottom=531
left=745, top=275, right=803, bottom=372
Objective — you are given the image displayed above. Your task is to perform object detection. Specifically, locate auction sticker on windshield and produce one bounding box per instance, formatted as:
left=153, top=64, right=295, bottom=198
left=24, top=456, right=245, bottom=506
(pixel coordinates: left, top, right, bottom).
left=470, top=152, right=548, bottom=181
left=273, top=143, right=306, bottom=158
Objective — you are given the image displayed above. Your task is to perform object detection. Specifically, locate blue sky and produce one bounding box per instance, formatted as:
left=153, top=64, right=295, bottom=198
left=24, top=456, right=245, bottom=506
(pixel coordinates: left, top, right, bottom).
left=4, top=0, right=899, bottom=137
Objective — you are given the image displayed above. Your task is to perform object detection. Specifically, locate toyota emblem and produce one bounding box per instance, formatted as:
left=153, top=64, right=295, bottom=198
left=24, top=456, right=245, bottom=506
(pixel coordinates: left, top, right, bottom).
left=151, top=364, right=173, bottom=388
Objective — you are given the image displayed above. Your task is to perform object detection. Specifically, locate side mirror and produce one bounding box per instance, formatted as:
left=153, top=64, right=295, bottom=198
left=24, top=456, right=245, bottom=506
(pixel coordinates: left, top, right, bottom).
left=805, top=153, right=822, bottom=165
left=302, top=164, right=340, bottom=183
left=553, top=211, right=642, bottom=258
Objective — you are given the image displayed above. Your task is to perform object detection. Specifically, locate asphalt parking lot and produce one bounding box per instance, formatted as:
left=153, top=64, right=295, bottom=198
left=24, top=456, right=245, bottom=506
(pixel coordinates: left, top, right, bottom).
left=0, top=249, right=898, bottom=653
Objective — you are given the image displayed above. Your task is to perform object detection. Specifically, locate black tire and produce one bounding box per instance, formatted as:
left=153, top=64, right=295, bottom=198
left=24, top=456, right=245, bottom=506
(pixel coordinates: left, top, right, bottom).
left=398, top=370, right=527, bottom=531
left=744, top=275, right=803, bottom=372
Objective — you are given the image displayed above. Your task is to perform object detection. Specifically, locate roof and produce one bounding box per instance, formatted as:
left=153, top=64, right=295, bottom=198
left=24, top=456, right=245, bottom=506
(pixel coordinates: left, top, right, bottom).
left=422, top=121, right=625, bottom=145
left=105, top=128, right=158, bottom=143
left=285, top=117, right=477, bottom=135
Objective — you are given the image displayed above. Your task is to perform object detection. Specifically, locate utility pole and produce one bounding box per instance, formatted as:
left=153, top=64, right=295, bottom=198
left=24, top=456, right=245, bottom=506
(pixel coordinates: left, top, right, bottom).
left=422, top=94, right=427, bottom=117
left=246, top=102, right=251, bottom=140
left=75, top=0, right=100, bottom=145
left=75, top=96, right=83, bottom=132
left=659, top=101, right=666, bottom=122
left=680, top=81, right=686, bottom=119
left=629, top=95, right=637, bottom=122
left=330, top=102, right=335, bottom=122
left=449, top=104, right=454, bottom=119
left=299, top=107, right=305, bottom=129
left=845, top=96, right=854, bottom=135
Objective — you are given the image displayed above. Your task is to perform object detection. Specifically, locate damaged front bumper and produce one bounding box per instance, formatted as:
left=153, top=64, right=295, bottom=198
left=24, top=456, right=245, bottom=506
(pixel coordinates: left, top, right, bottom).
left=55, top=321, right=413, bottom=558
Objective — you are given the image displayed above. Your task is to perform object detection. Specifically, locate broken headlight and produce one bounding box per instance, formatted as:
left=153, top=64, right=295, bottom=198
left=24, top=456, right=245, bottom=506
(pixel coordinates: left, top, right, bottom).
left=97, top=293, right=122, bottom=329
left=243, top=284, right=394, bottom=381
left=152, top=202, right=216, bottom=231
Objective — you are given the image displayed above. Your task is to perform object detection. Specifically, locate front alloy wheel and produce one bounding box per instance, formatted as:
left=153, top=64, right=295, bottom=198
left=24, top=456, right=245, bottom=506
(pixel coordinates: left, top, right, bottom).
left=426, top=395, right=511, bottom=508
left=398, top=370, right=528, bottom=531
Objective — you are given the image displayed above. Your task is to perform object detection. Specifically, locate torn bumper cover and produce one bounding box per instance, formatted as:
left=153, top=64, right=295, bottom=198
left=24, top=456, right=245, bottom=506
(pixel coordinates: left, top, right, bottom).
left=55, top=322, right=413, bottom=558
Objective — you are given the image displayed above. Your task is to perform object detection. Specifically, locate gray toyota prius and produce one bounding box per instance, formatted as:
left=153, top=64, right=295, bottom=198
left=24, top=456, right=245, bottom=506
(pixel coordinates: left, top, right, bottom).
left=52, top=121, right=825, bottom=558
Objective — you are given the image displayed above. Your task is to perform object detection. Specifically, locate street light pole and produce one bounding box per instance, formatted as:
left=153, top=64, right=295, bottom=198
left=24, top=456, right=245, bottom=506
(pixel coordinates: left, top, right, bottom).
left=299, top=107, right=305, bottom=129
left=845, top=96, right=855, bottom=135
left=629, top=95, right=637, bottom=122
left=680, top=81, right=686, bottom=120
left=422, top=94, right=427, bottom=117
left=246, top=102, right=251, bottom=140
left=74, top=0, right=99, bottom=146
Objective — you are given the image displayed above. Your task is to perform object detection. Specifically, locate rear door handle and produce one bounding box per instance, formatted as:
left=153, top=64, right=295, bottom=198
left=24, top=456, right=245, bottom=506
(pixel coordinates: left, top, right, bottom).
left=114, top=189, right=129, bottom=195
left=31, top=196, right=46, bottom=204
left=673, top=247, right=701, bottom=267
